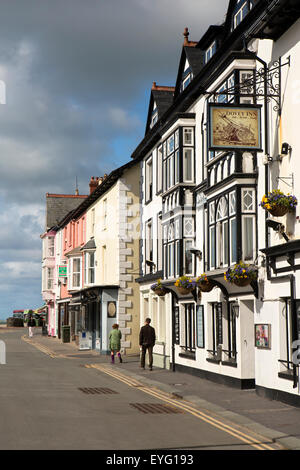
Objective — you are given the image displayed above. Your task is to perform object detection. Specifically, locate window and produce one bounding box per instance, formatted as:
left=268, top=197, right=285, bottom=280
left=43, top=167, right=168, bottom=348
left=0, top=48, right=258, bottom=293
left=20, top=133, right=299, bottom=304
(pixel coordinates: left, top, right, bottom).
left=157, top=214, right=163, bottom=271
left=242, top=188, right=256, bottom=261
left=70, top=257, right=81, bottom=289
left=239, top=71, right=254, bottom=104
left=85, top=251, right=95, bottom=285
left=279, top=299, right=295, bottom=376
left=208, top=192, right=237, bottom=270
left=103, top=199, right=107, bottom=229
left=145, top=156, right=153, bottom=202
left=157, top=145, right=163, bottom=193
left=91, top=208, right=95, bottom=234
left=205, top=41, right=217, bottom=63
left=47, top=267, right=54, bottom=290
left=210, top=302, right=223, bottom=357
left=234, top=2, right=249, bottom=29
left=145, top=220, right=153, bottom=274
left=150, top=101, right=158, bottom=128
left=180, top=303, right=196, bottom=353
left=184, top=239, right=194, bottom=275
left=183, top=148, right=193, bottom=182
left=183, top=128, right=193, bottom=146
left=48, top=237, right=55, bottom=257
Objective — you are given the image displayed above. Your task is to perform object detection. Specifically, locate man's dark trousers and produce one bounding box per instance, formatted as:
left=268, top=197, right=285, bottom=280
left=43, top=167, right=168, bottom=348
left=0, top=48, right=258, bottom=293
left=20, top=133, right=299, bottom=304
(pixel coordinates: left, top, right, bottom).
left=141, top=345, right=153, bottom=369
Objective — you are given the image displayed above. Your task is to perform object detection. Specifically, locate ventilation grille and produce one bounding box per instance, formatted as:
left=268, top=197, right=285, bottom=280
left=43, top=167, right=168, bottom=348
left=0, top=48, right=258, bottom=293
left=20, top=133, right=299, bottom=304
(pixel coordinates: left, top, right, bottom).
left=130, top=403, right=184, bottom=414
left=78, top=387, right=118, bottom=395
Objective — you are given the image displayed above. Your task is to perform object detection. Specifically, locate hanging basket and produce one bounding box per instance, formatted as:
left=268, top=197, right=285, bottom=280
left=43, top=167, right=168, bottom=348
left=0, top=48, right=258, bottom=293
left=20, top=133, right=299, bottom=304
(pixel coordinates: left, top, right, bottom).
left=176, top=286, right=194, bottom=296
left=233, top=277, right=252, bottom=287
left=153, top=287, right=167, bottom=297
left=198, top=280, right=214, bottom=292
left=267, top=205, right=289, bottom=217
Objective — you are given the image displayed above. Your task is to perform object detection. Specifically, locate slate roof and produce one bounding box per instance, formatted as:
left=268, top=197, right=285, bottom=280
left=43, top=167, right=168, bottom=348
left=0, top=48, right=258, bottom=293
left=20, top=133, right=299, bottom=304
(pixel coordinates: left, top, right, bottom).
left=80, top=238, right=96, bottom=251
left=145, top=85, right=174, bottom=134
left=45, top=194, right=88, bottom=230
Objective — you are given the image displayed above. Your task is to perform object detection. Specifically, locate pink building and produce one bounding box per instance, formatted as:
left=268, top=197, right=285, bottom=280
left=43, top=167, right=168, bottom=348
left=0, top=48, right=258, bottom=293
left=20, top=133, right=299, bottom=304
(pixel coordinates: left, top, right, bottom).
left=41, top=193, right=88, bottom=337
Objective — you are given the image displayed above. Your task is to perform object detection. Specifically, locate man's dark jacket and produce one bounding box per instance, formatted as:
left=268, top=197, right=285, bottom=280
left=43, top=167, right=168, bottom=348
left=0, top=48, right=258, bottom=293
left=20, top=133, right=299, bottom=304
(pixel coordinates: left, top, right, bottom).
left=139, top=324, right=156, bottom=347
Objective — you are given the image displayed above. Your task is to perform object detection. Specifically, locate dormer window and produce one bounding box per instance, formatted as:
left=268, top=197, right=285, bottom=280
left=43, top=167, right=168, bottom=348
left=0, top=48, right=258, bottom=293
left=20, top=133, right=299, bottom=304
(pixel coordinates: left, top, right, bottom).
left=150, top=101, right=158, bottom=128
left=205, top=41, right=217, bottom=63
left=233, top=2, right=250, bottom=29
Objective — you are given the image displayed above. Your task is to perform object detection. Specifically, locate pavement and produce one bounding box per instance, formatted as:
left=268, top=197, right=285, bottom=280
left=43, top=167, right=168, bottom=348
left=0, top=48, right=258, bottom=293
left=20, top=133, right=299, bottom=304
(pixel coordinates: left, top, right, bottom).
left=13, top=327, right=300, bottom=450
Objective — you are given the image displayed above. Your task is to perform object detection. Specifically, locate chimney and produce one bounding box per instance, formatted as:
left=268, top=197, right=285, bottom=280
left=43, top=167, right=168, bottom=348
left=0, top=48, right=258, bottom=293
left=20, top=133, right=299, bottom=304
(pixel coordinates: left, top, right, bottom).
left=183, top=27, right=197, bottom=47
left=183, top=27, right=189, bottom=46
left=89, top=176, right=99, bottom=194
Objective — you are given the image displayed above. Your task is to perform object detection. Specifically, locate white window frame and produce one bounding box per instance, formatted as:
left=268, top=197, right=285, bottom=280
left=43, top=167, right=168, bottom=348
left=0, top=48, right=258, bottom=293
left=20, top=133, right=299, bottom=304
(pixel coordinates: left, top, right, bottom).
left=183, top=148, right=194, bottom=183
left=183, top=127, right=194, bottom=146
left=84, top=251, right=95, bottom=286
left=234, top=2, right=249, bottom=28
left=47, top=267, right=54, bottom=290
left=69, top=257, right=82, bottom=290
left=145, top=156, right=153, bottom=202
left=48, top=237, right=55, bottom=257
left=205, top=41, right=216, bottom=63
left=242, top=215, right=255, bottom=262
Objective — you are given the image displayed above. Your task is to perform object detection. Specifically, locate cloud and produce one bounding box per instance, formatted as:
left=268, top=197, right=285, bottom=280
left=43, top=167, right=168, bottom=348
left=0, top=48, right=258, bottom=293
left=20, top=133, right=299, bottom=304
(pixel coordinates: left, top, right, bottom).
left=0, top=0, right=229, bottom=318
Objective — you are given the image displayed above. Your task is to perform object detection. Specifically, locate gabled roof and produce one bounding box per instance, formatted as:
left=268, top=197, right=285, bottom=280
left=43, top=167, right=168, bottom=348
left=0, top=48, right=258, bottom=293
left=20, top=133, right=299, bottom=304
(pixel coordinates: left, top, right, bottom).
left=145, top=83, right=174, bottom=135
left=56, top=158, right=138, bottom=230
left=45, top=193, right=88, bottom=231
left=174, top=45, right=205, bottom=98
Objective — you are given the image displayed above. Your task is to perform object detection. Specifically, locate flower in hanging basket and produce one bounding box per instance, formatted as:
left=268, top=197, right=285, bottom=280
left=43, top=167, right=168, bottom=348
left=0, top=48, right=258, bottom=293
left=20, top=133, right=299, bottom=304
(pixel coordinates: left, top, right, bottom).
left=174, top=276, right=197, bottom=295
left=196, top=274, right=214, bottom=292
left=260, top=190, right=297, bottom=217
left=224, top=261, right=258, bottom=287
left=151, top=279, right=167, bottom=296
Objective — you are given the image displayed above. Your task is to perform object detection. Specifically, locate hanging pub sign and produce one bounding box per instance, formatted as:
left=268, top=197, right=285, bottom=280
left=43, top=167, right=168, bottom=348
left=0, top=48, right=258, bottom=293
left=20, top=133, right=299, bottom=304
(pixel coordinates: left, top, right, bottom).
left=208, top=103, right=262, bottom=151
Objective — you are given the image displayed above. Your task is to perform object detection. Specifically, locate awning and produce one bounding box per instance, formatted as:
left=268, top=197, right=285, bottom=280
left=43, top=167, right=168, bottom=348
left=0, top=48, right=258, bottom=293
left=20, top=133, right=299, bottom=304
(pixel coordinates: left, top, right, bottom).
left=33, top=305, right=48, bottom=313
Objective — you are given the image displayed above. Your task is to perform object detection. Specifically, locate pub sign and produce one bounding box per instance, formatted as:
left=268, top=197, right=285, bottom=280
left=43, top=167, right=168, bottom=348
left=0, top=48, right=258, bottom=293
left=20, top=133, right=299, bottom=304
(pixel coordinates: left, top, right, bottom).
left=208, top=104, right=262, bottom=151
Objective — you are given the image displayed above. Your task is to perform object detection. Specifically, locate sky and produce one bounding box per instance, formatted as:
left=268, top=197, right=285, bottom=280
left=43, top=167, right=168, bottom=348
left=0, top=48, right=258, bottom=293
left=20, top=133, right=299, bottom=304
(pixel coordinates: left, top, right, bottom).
left=0, top=0, right=228, bottom=320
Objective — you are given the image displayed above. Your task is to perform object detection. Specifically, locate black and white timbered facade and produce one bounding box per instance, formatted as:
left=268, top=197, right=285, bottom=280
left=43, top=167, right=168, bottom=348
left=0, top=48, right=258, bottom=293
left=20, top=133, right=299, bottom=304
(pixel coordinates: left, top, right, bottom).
left=134, top=0, right=300, bottom=405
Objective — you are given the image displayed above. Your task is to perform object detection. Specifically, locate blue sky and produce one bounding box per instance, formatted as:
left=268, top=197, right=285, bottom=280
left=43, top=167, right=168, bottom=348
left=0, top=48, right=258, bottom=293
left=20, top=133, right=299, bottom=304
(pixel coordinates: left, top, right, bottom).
left=0, top=0, right=228, bottom=320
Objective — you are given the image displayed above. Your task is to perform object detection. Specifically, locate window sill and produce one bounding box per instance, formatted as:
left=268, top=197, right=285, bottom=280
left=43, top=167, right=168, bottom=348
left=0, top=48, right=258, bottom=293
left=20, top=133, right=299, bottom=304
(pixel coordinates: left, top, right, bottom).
left=278, top=371, right=294, bottom=382
left=179, top=351, right=196, bottom=361
left=206, top=357, right=221, bottom=364
left=221, top=360, right=237, bottom=368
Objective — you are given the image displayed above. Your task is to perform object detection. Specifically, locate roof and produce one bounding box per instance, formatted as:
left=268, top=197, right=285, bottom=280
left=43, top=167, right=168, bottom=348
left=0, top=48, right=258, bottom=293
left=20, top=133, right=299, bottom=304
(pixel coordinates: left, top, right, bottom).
left=56, top=158, right=138, bottom=230
left=45, top=194, right=88, bottom=231
left=132, top=0, right=300, bottom=160
left=81, top=238, right=96, bottom=251
left=145, top=84, right=174, bottom=134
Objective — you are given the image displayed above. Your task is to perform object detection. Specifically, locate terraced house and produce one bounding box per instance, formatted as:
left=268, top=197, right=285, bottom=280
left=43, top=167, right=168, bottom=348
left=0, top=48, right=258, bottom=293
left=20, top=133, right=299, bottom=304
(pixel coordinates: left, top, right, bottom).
left=41, top=161, right=141, bottom=356
left=134, top=0, right=300, bottom=406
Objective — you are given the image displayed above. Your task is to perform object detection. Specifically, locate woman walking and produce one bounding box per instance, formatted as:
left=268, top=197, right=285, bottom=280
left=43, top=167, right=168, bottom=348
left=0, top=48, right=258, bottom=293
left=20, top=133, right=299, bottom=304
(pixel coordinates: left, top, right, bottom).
left=108, top=324, right=122, bottom=364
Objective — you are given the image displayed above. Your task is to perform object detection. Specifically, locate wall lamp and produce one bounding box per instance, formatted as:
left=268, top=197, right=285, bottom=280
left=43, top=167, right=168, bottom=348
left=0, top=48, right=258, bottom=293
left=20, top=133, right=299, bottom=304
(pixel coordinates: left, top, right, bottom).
left=281, top=142, right=292, bottom=156
left=266, top=219, right=289, bottom=242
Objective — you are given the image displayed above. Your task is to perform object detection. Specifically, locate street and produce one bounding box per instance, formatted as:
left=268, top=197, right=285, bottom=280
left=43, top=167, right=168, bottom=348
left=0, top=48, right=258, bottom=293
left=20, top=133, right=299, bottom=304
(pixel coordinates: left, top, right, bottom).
left=0, top=328, right=289, bottom=451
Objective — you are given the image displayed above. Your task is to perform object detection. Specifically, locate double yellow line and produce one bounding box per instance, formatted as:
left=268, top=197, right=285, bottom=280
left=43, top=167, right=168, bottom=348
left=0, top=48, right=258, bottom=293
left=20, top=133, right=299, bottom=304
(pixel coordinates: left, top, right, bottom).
left=86, top=364, right=279, bottom=451
left=22, top=335, right=60, bottom=358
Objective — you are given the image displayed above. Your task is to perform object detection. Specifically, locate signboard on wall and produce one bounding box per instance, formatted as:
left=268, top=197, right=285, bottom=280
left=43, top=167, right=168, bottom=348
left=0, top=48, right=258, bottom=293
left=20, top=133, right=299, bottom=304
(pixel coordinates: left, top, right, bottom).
left=208, top=104, right=262, bottom=151
left=58, top=266, right=67, bottom=277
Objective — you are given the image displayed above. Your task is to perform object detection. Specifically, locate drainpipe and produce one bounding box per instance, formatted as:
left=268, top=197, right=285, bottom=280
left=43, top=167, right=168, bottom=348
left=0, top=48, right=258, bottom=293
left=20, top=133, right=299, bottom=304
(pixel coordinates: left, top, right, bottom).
left=171, top=293, right=176, bottom=372
left=290, top=275, right=298, bottom=388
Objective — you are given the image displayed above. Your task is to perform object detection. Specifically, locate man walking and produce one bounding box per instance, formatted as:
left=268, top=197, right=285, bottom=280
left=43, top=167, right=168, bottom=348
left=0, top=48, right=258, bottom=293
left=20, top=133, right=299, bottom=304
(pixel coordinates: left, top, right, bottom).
left=139, top=318, right=155, bottom=371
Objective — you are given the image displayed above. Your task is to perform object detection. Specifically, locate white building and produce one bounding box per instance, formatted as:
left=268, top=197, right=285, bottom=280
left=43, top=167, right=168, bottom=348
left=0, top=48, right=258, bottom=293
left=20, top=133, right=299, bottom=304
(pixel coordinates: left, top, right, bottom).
left=133, top=0, right=300, bottom=405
